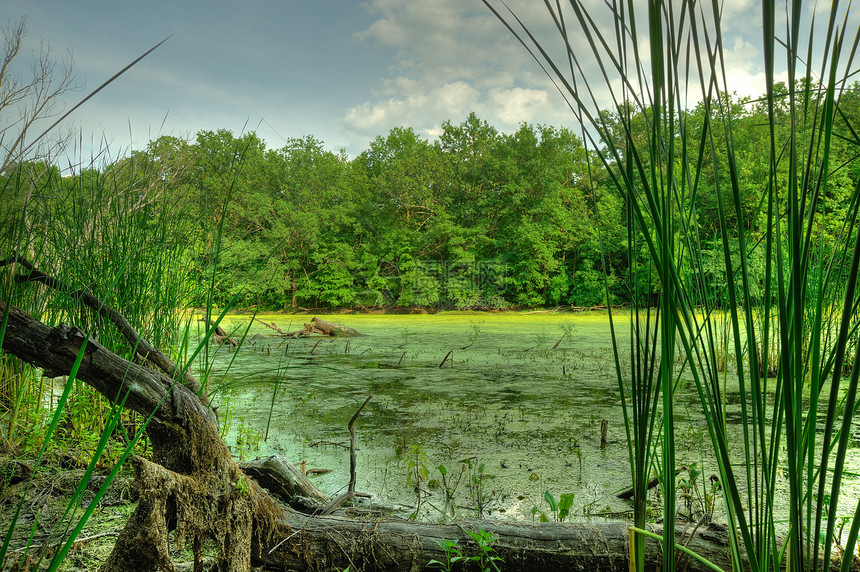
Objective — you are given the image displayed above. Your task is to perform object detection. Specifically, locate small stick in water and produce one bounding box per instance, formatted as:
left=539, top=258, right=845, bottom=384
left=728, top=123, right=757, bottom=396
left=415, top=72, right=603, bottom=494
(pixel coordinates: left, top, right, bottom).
left=600, top=419, right=609, bottom=449
left=348, top=395, right=373, bottom=494
left=439, top=350, right=454, bottom=368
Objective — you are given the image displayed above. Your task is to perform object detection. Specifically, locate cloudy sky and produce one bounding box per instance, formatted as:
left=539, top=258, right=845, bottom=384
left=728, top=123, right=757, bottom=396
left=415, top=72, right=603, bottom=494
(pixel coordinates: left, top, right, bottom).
left=6, top=1, right=856, bottom=169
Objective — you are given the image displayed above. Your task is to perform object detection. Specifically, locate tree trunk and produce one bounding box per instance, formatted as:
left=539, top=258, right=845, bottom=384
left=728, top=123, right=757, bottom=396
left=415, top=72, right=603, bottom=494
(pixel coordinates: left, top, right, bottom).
left=310, top=316, right=361, bottom=337
left=291, top=277, right=298, bottom=310
left=0, top=300, right=749, bottom=571
left=239, top=455, right=329, bottom=505
left=283, top=317, right=362, bottom=338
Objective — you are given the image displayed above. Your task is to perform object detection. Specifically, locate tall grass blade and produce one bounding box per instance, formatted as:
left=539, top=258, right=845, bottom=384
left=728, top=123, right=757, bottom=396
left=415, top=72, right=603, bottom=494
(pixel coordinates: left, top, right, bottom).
left=486, top=1, right=860, bottom=570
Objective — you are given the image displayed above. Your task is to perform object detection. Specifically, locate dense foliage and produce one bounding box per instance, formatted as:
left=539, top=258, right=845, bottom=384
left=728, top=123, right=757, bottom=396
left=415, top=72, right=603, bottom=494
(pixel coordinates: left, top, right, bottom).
left=4, top=82, right=860, bottom=312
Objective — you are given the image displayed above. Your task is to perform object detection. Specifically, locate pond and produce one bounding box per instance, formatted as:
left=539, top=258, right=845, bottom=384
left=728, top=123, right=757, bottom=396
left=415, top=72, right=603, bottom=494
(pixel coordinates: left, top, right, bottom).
left=197, top=311, right=860, bottom=525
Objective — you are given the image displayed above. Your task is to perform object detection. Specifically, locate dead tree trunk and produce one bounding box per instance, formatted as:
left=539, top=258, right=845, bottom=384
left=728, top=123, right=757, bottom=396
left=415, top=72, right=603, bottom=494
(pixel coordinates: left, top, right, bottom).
left=283, top=317, right=362, bottom=338
left=310, top=316, right=361, bottom=337
left=199, top=317, right=239, bottom=346
left=1, top=255, right=211, bottom=403
left=0, top=299, right=743, bottom=571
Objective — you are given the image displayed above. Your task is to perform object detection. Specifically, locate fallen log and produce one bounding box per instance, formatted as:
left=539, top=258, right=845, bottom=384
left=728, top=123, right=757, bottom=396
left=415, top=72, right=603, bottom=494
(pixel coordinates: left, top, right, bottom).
left=118, top=452, right=741, bottom=572
left=0, top=255, right=210, bottom=404
left=283, top=316, right=361, bottom=338
left=253, top=317, right=289, bottom=335
left=212, top=333, right=239, bottom=347
left=310, top=316, right=361, bottom=337
left=0, top=299, right=768, bottom=571
left=200, top=317, right=239, bottom=346
left=254, top=516, right=737, bottom=572
left=239, top=455, right=329, bottom=505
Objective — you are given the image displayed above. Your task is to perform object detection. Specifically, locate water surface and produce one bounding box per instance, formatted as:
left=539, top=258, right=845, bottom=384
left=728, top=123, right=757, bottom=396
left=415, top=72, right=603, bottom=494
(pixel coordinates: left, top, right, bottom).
left=200, top=311, right=860, bottom=524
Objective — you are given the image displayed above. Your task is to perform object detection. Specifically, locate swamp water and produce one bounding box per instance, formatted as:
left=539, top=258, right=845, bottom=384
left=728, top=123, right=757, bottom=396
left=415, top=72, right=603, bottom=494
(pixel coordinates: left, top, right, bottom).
left=200, top=312, right=860, bottom=524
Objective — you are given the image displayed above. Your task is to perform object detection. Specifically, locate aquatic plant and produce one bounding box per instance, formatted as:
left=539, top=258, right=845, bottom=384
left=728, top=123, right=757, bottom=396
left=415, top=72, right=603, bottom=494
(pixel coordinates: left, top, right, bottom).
left=465, top=457, right=498, bottom=517
left=404, top=443, right=430, bottom=519
left=428, top=538, right=461, bottom=572
left=429, top=528, right=503, bottom=572
left=535, top=490, right=575, bottom=523
left=460, top=527, right=504, bottom=572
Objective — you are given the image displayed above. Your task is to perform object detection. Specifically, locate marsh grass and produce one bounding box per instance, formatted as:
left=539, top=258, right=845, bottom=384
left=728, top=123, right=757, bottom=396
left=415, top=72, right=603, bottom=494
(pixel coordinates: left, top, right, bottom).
left=0, top=34, right=258, bottom=567
left=0, top=152, right=200, bottom=568
left=486, top=1, right=860, bottom=570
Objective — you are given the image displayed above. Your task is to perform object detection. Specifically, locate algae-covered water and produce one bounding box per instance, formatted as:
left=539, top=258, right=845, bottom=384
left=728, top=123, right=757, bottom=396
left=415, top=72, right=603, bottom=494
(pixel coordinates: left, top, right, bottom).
left=199, top=311, right=860, bottom=523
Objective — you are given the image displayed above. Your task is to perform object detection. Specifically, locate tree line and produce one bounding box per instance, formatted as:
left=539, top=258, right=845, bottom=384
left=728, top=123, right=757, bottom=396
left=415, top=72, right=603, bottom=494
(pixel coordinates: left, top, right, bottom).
left=5, top=81, right=859, bottom=311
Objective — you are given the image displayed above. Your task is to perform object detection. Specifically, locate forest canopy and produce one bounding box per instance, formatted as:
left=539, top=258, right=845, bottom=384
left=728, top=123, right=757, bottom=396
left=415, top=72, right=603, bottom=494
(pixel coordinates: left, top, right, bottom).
left=5, top=82, right=860, bottom=312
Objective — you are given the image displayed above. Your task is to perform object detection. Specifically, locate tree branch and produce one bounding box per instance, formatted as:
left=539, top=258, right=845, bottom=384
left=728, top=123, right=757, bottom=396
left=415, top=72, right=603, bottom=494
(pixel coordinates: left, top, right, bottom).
left=0, top=254, right=210, bottom=407
left=0, top=300, right=215, bottom=427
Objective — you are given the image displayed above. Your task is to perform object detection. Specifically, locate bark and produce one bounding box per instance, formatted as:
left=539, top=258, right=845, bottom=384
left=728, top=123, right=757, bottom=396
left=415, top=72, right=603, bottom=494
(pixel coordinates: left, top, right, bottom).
left=253, top=317, right=288, bottom=335
left=0, top=300, right=748, bottom=571
left=0, top=301, right=215, bottom=427
left=0, top=255, right=210, bottom=405
left=239, top=455, right=329, bottom=505
left=284, top=317, right=362, bottom=338
left=200, top=318, right=239, bottom=346
left=311, top=316, right=361, bottom=337
left=253, top=517, right=736, bottom=572
left=212, top=333, right=239, bottom=347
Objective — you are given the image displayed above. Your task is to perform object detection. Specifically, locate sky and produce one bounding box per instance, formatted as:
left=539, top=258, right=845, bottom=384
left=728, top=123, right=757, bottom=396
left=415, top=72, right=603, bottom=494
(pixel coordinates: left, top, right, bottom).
left=5, top=1, right=857, bottom=170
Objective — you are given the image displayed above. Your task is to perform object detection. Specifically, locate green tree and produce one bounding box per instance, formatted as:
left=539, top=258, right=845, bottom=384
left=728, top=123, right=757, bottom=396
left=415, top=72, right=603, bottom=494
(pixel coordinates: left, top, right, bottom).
left=265, top=136, right=354, bottom=308
left=353, top=127, right=447, bottom=306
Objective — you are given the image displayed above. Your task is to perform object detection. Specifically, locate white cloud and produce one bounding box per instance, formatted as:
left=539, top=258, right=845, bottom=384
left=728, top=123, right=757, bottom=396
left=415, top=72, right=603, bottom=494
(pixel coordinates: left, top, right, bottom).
left=488, top=87, right=550, bottom=124
left=10, top=0, right=857, bottom=165
left=344, top=1, right=580, bottom=142
left=344, top=79, right=481, bottom=139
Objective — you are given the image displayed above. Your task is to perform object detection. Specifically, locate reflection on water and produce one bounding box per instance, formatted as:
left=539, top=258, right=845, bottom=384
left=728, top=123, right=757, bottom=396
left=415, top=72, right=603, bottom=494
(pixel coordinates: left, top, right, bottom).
left=198, top=312, right=860, bottom=523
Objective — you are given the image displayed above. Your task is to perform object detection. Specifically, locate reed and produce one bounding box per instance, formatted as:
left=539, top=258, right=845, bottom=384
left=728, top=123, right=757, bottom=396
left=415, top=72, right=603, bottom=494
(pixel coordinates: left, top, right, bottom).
left=486, top=1, right=860, bottom=570
left=0, top=30, right=231, bottom=567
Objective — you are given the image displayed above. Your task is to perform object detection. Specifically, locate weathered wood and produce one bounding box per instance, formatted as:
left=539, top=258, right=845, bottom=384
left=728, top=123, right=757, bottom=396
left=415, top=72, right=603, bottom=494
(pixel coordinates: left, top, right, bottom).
left=111, top=452, right=741, bottom=572
left=238, top=455, right=329, bottom=505
left=347, top=395, right=372, bottom=495
left=200, top=317, right=239, bottom=346
left=283, top=317, right=361, bottom=338
left=283, top=326, right=309, bottom=338
left=0, top=301, right=216, bottom=427
left=310, top=316, right=361, bottom=337
left=211, top=333, right=239, bottom=346
left=0, top=255, right=209, bottom=404
left=252, top=317, right=288, bottom=335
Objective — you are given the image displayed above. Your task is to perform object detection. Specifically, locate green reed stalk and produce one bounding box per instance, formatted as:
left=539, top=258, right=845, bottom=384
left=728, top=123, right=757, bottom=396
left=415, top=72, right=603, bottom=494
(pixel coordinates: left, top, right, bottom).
left=0, top=36, right=230, bottom=567
left=487, top=1, right=860, bottom=570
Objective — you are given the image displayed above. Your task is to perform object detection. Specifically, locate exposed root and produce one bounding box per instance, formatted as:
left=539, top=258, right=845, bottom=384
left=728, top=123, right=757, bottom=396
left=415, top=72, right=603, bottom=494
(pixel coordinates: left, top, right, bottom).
left=99, top=411, right=285, bottom=572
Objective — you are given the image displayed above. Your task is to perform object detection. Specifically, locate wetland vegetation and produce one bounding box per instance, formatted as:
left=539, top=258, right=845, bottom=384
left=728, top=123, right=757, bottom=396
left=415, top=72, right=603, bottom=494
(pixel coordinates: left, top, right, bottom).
left=2, top=1, right=860, bottom=570
left=208, top=311, right=802, bottom=525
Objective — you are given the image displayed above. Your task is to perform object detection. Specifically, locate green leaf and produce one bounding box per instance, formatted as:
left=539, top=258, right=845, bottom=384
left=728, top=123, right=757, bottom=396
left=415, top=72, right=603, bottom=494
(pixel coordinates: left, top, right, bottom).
left=558, top=493, right=575, bottom=521
left=544, top=490, right=558, bottom=514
